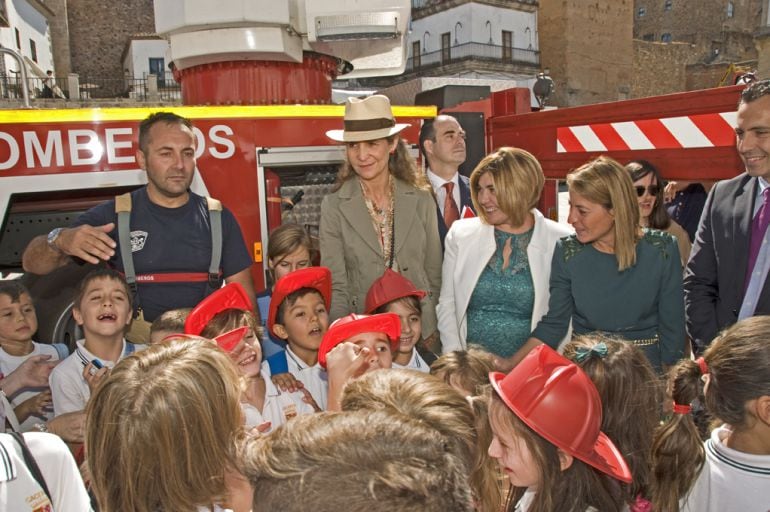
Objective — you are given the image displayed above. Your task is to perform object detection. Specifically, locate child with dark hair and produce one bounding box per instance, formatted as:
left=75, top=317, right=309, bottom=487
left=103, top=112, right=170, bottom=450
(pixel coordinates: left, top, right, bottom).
left=267, top=267, right=332, bottom=410
left=365, top=269, right=435, bottom=371
left=49, top=269, right=144, bottom=416
left=317, top=312, right=401, bottom=411
left=258, top=223, right=314, bottom=376
left=488, top=344, right=631, bottom=512
left=564, top=335, right=662, bottom=510
left=0, top=281, right=65, bottom=431
left=650, top=316, right=770, bottom=511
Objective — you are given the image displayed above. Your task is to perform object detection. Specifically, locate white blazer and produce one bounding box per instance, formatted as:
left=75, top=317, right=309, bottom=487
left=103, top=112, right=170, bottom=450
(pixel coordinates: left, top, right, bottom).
left=437, top=210, right=573, bottom=353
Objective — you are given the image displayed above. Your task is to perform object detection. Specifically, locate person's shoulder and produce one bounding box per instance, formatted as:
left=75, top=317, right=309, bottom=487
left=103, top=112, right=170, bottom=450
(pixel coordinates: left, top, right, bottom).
left=556, top=234, right=587, bottom=262
left=536, top=212, right=573, bottom=237
left=641, top=228, right=677, bottom=248
left=33, top=342, right=60, bottom=358
left=712, top=173, right=752, bottom=196
left=640, top=229, right=681, bottom=261
left=49, top=351, right=81, bottom=381
left=447, top=217, right=486, bottom=238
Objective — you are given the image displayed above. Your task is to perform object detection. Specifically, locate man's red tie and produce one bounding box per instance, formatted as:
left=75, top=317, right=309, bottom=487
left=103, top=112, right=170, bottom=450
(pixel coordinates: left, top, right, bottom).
left=443, top=182, right=460, bottom=229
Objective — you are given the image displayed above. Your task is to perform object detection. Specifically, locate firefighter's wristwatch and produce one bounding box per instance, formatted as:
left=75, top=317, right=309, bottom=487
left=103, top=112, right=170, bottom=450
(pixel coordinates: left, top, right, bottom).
left=47, top=227, right=64, bottom=252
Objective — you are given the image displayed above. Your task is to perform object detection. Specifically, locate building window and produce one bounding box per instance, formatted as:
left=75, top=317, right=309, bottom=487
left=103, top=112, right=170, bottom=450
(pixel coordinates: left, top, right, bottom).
left=502, top=30, right=512, bottom=62
left=149, top=57, right=165, bottom=86
left=441, top=32, right=450, bottom=64
left=664, top=0, right=672, bottom=10
left=726, top=1, right=734, bottom=18
left=642, top=33, right=655, bottom=41
left=14, top=28, right=20, bottom=49
left=29, top=39, right=37, bottom=62
left=412, top=41, right=421, bottom=68
left=661, top=33, right=672, bottom=42
left=638, top=6, right=646, bottom=17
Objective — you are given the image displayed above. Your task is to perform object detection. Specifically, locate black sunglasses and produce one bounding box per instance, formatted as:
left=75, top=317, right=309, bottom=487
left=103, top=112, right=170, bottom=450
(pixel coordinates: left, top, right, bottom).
left=635, top=185, right=660, bottom=197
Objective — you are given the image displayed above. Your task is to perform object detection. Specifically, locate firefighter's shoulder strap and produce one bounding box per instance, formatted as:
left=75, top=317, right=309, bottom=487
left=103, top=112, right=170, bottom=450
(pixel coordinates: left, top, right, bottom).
left=114, top=193, right=224, bottom=293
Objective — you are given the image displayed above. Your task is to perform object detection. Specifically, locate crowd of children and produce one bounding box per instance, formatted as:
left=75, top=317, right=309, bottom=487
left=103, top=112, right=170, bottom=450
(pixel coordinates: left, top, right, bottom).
left=1, top=222, right=768, bottom=511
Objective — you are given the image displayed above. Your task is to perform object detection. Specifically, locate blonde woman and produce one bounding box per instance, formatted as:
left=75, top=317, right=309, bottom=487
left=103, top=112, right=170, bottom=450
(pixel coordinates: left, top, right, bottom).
left=525, top=156, right=685, bottom=371
left=437, top=147, right=571, bottom=362
left=321, top=95, right=442, bottom=349
left=86, top=337, right=251, bottom=512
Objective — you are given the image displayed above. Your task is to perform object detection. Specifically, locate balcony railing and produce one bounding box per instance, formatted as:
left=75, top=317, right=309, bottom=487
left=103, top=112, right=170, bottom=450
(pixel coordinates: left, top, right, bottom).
left=407, top=41, right=539, bottom=72
left=0, top=72, right=181, bottom=101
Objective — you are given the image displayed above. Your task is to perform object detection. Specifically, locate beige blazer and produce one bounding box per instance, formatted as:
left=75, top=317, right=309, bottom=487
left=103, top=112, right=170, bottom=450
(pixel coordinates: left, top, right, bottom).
left=437, top=210, right=573, bottom=353
left=320, top=177, right=443, bottom=337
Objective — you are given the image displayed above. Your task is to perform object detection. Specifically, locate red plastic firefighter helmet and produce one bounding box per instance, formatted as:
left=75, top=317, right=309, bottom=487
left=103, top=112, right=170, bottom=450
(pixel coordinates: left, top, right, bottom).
left=317, top=313, right=401, bottom=369
left=364, top=268, right=426, bottom=314
left=267, top=267, right=332, bottom=337
left=489, top=344, right=632, bottom=483
left=184, top=282, right=253, bottom=335
left=213, top=326, right=250, bottom=353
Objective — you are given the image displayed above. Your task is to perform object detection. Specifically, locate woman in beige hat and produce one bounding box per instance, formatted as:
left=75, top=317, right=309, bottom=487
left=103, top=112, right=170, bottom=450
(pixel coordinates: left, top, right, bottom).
left=321, top=95, right=442, bottom=351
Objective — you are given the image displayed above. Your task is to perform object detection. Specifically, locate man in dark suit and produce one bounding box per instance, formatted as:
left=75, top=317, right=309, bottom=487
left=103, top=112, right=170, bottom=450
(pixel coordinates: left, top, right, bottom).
left=419, top=115, right=474, bottom=245
left=685, top=79, right=770, bottom=352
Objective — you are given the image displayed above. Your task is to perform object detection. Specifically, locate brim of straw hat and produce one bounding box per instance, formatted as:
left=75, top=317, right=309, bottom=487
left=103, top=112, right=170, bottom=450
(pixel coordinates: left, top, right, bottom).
left=326, top=123, right=410, bottom=142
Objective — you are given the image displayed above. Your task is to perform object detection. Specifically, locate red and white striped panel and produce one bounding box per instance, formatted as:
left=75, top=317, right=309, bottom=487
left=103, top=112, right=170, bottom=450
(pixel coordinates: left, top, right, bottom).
left=556, top=112, right=737, bottom=153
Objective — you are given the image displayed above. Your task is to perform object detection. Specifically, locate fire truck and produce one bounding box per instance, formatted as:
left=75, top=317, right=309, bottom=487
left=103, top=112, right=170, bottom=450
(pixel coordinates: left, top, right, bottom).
left=0, top=0, right=746, bottom=344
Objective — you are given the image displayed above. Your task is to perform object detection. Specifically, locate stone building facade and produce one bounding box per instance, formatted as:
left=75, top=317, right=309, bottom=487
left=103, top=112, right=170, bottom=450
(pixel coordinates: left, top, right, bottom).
left=631, top=0, right=765, bottom=94
left=538, top=0, right=635, bottom=106
left=49, top=0, right=154, bottom=81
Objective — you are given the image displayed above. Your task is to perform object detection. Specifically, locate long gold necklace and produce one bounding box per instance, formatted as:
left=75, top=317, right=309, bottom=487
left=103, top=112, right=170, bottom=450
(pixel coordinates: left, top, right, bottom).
left=360, top=175, right=396, bottom=269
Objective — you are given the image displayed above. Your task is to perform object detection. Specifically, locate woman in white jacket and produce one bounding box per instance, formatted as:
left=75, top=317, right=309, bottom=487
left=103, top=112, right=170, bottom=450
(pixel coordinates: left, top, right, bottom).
left=437, top=147, right=571, bottom=367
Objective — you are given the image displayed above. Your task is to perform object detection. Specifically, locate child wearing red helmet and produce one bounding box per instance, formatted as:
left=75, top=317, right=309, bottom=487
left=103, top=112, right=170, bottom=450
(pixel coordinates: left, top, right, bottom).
left=267, top=267, right=332, bottom=410
left=317, top=312, right=401, bottom=411
left=488, top=344, right=632, bottom=512
left=563, top=336, right=661, bottom=511
left=365, top=269, right=436, bottom=372
left=186, top=283, right=314, bottom=433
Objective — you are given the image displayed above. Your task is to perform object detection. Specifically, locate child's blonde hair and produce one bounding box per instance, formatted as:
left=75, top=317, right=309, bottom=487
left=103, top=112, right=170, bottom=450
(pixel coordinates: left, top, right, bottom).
left=86, top=337, right=245, bottom=512
left=242, top=409, right=474, bottom=511
left=650, top=316, right=770, bottom=512
left=563, top=335, right=662, bottom=506
left=341, top=370, right=502, bottom=511
left=430, top=346, right=496, bottom=396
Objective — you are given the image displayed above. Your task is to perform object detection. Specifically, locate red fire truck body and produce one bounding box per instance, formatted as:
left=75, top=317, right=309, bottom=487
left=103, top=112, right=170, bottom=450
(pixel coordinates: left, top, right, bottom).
left=0, top=63, right=749, bottom=344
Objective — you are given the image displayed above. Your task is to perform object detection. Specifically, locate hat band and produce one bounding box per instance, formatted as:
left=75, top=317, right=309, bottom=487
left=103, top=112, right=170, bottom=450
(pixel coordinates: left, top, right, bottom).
left=344, top=117, right=396, bottom=132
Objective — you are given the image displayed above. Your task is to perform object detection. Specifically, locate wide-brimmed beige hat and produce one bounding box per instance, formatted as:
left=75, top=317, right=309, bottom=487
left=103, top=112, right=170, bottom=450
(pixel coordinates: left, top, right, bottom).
left=326, top=95, right=410, bottom=142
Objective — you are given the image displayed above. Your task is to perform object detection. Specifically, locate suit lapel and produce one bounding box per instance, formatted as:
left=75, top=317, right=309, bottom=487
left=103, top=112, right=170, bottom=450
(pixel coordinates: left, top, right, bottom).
left=459, top=175, right=474, bottom=213
left=337, top=178, right=383, bottom=256
left=394, top=179, right=419, bottom=254
left=733, top=177, right=755, bottom=298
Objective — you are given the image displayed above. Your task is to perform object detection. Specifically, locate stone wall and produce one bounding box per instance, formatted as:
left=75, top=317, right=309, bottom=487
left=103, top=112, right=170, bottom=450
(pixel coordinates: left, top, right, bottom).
left=632, top=40, right=695, bottom=99
left=539, top=0, right=634, bottom=107
left=66, top=0, right=155, bottom=89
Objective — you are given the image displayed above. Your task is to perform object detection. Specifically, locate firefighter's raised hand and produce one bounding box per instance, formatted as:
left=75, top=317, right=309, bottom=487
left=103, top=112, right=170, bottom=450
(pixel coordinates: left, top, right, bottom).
left=55, top=223, right=117, bottom=264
